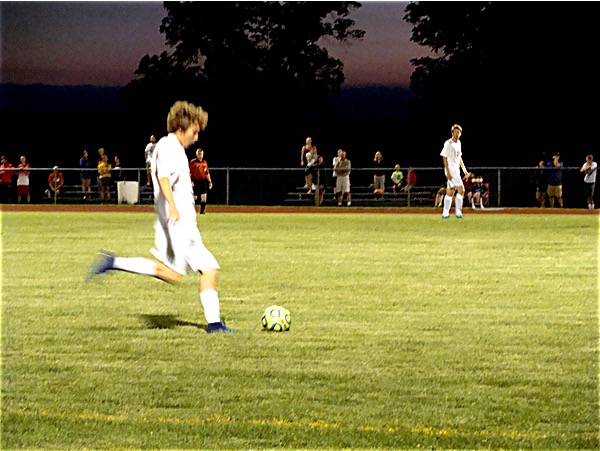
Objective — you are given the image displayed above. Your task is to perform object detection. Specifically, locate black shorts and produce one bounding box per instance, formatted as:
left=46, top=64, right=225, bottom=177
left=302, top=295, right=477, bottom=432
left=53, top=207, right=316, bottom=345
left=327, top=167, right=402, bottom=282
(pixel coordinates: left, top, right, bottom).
left=583, top=182, right=595, bottom=198
left=193, top=179, right=208, bottom=196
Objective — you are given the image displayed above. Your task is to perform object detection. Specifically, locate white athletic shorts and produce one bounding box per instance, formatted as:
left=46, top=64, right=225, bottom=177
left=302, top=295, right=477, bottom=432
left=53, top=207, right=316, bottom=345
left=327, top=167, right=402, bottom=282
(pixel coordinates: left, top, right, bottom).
left=446, top=169, right=464, bottom=190
left=150, top=219, right=220, bottom=275
left=336, top=175, right=351, bottom=193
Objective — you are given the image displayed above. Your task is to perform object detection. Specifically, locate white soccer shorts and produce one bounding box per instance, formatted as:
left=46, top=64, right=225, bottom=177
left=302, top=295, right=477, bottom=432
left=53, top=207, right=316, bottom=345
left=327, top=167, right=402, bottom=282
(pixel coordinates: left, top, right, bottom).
left=150, top=219, right=220, bottom=275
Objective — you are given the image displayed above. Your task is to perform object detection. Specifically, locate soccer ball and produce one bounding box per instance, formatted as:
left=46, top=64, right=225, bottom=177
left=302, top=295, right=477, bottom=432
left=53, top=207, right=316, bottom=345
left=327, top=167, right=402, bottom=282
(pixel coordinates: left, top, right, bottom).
left=261, top=305, right=291, bottom=332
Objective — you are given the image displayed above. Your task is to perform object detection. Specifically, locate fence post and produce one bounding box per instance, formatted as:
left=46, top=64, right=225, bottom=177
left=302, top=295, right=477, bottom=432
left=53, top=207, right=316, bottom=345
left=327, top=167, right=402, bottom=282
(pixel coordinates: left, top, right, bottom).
left=226, top=169, right=230, bottom=206
left=497, top=168, right=501, bottom=207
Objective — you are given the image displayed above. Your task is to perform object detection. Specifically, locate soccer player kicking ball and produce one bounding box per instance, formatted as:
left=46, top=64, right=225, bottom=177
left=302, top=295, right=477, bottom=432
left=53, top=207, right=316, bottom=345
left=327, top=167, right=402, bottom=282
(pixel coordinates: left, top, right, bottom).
left=89, top=101, right=234, bottom=334
left=440, top=124, right=469, bottom=219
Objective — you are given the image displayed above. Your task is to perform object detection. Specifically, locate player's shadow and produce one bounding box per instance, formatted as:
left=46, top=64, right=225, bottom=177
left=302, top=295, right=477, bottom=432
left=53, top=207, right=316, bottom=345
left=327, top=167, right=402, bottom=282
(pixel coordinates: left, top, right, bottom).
left=137, top=314, right=206, bottom=331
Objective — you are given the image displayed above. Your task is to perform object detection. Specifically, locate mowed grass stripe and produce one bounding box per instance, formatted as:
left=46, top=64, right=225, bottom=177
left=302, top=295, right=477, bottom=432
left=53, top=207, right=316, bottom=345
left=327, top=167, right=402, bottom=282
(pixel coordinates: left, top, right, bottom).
left=5, top=407, right=556, bottom=441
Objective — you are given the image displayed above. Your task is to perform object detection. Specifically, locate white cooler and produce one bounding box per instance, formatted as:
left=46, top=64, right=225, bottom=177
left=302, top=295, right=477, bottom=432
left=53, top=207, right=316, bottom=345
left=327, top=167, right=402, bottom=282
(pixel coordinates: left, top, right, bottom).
left=117, top=181, right=140, bottom=204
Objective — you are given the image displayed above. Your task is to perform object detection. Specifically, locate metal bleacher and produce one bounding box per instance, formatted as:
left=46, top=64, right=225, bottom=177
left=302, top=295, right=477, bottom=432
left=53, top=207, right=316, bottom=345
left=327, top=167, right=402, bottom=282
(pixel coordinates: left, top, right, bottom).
left=283, top=185, right=439, bottom=207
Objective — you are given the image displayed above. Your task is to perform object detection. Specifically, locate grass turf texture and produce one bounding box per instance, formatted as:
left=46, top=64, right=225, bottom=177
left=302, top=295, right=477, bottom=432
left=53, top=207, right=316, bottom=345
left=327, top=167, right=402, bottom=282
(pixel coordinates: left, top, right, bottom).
left=1, top=211, right=598, bottom=450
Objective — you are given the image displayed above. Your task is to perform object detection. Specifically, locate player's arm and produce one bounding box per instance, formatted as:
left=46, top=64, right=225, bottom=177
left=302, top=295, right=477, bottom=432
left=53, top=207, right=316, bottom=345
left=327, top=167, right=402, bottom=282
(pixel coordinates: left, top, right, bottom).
left=158, top=177, right=180, bottom=224
left=300, top=147, right=305, bottom=166
left=460, top=158, right=469, bottom=177
left=442, top=157, right=451, bottom=180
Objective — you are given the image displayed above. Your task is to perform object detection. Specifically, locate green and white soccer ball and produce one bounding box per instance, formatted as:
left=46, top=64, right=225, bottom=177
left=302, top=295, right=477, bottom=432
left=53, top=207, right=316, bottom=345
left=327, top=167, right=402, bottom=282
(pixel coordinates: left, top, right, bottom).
left=261, top=305, right=291, bottom=332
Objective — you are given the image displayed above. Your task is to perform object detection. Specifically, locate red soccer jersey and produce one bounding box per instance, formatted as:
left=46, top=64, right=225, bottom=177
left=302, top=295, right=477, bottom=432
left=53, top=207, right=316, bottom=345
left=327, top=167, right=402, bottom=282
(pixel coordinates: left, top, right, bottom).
left=189, top=158, right=210, bottom=181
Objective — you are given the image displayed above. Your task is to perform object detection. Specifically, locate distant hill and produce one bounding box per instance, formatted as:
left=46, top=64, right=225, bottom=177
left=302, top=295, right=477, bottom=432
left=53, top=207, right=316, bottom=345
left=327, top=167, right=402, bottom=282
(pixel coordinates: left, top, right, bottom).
left=0, top=83, right=417, bottom=118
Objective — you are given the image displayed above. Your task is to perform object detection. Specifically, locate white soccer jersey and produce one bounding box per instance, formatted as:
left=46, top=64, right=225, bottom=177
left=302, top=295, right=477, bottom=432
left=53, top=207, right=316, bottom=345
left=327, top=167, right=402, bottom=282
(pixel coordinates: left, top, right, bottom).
left=149, top=133, right=219, bottom=274
left=440, top=138, right=462, bottom=173
left=151, top=133, right=196, bottom=222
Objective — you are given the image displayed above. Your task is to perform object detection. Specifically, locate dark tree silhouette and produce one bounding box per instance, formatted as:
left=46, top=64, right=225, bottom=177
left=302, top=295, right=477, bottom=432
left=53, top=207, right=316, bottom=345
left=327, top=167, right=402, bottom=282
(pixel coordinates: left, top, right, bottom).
left=122, top=2, right=364, bottom=118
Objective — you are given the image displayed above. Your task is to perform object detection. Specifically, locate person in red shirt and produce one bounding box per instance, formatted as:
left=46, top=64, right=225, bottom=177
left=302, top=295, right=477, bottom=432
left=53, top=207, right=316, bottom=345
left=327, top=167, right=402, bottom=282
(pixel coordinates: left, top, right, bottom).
left=402, top=167, right=417, bottom=193
left=189, top=148, right=213, bottom=214
left=46, top=166, right=64, bottom=201
left=17, top=155, right=31, bottom=204
left=0, top=155, right=15, bottom=203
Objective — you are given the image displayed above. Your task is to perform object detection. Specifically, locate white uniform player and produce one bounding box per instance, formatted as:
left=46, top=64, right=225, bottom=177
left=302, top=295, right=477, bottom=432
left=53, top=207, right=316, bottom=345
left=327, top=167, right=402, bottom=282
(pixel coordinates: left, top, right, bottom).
left=89, top=101, right=233, bottom=333
left=150, top=133, right=219, bottom=275
left=440, top=124, right=469, bottom=218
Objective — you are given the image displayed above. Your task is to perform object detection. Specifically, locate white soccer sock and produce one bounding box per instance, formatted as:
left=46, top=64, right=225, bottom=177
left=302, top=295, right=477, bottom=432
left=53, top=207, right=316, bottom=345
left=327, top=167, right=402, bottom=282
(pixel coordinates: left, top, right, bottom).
left=112, top=257, right=157, bottom=276
left=455, top=193, right=464, bottom=214
left=443, top=194, right=453, bottom=215
left=200, top=288, right=221, bottom=324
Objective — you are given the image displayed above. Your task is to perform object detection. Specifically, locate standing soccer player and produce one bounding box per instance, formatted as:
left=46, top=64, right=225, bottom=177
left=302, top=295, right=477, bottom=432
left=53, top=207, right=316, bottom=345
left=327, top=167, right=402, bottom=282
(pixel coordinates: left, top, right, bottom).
left=89, top=101, right=234, bottom=334
left=440, top=124, right=469, bottom=218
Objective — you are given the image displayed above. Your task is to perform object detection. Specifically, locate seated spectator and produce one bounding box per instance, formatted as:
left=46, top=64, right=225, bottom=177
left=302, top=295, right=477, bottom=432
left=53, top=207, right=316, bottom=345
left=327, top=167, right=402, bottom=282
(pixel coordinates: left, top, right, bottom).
left=311, top=154, right=328, bottom=206
left=435, top=186, right=447, bottom=208
left=391, top=164, right=404, bottom=194
left=463, top=172, right=475, bottom=207
left=401, top=167, right=416, bottom=193
left=46, top=166, right=64, bottom=200
left=471, top=175, right=488, bottom=209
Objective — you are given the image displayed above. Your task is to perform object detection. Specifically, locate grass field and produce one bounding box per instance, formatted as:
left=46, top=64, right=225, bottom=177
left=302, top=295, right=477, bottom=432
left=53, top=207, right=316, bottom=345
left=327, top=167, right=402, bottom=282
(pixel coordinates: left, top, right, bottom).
left=1, top=210, right=598, bottom=450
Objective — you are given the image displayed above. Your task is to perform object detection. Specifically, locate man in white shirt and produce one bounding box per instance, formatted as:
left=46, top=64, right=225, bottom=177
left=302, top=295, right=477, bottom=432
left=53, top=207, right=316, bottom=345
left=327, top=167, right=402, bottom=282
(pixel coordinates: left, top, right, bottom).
left=440, top=124, right=469, bottom=218
left=580, top=154, right=597, bottom=209
left=89, top=101, right=233, bottom=334
left=144, top=135, right=157, bottom=186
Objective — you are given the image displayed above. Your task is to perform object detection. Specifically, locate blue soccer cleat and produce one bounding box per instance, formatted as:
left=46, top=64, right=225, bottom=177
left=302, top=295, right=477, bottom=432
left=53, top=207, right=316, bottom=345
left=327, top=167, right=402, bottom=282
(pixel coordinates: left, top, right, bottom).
left=88, top=251, right=115, bottom=278
left=207, top=321, right=235, bottom=334
left=455, top=214, right=464, bottom=219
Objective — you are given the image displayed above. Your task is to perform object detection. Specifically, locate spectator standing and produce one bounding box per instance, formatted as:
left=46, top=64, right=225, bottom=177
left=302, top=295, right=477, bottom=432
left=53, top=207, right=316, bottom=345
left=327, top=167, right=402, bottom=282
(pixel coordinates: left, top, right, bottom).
left=189, top=148, right=213, bottom=214
left=580, top=154, right=597, bottom=209
left=145, top=135, right=157, bottom=186
left=332, top=149, right=342, bottom=199
left=533, top=160, right=548, bottom=208
left=312, top=154, right=328, bottom=206
left=113, top=155, right=125, bottom=181
left=391, top=164, right=404, bottom=194
left=97, top=147, right=106, bottom=190
left=335, top=150, right=351, bottom=206
left=46, top=166, right=64, bottom=202
left=88, top=100, right=233, bottom=334
left=80, top=150, right=94, bottom=201
left=98, top=153, right=112, bottom=203
left=300, top=137, right=317, bottom=192
left=16, top=155, right=31, bottom=204
left=0, top=156, right=15, bottom=203
left=373, top=151, right=385, bottom=194
left=440, top=124, right=469, bottom=218
left=546, top=152, right=563, bottom=208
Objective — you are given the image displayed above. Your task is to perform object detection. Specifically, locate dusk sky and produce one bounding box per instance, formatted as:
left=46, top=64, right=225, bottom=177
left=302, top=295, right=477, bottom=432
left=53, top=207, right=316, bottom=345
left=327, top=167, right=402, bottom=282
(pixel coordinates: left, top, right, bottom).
left=1, top=1, right=431, bottom=88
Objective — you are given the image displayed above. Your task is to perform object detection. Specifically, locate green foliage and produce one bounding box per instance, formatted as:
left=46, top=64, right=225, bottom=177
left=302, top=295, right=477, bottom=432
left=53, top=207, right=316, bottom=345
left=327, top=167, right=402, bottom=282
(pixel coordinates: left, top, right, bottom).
left=2, top=211, right=598, bottom=449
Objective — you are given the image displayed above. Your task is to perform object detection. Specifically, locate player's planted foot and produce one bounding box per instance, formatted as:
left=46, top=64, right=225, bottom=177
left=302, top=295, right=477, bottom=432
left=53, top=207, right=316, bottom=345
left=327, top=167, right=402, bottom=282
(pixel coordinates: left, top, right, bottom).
left=88, top=251, right=115, bottom=278
left=207, top=321, right=235, bottom=334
